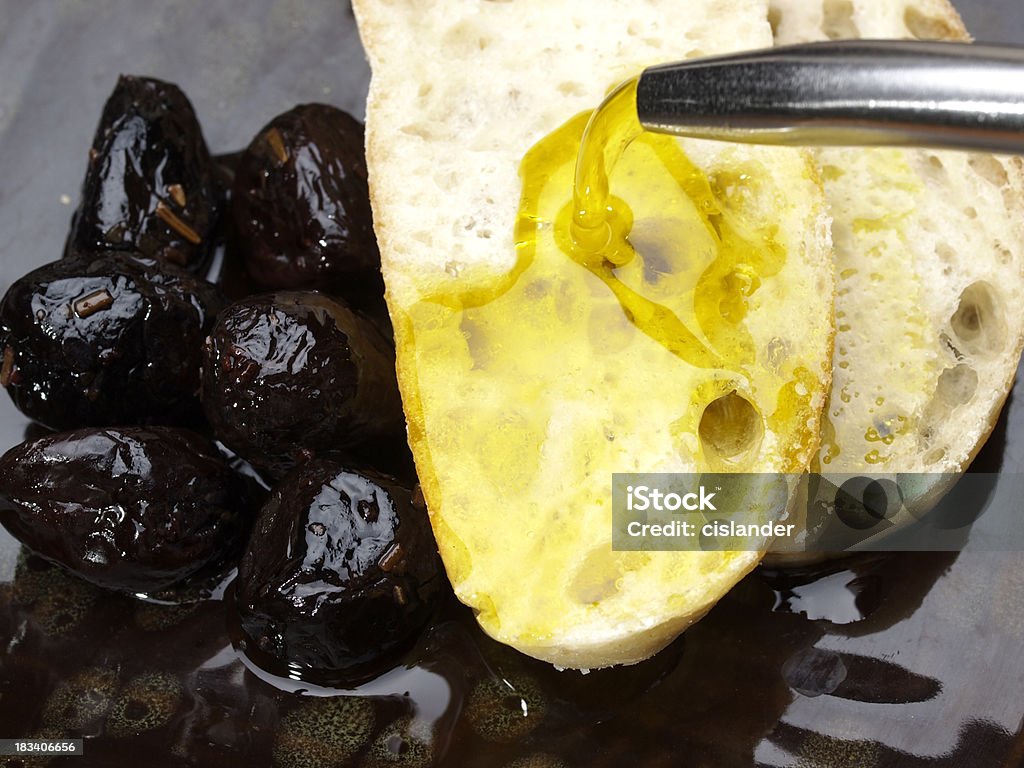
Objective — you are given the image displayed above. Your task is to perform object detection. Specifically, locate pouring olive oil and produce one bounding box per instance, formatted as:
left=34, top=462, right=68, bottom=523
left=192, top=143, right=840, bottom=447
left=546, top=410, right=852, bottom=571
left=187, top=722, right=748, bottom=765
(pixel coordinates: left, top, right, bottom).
left=511, top=74, right=816, bottom=450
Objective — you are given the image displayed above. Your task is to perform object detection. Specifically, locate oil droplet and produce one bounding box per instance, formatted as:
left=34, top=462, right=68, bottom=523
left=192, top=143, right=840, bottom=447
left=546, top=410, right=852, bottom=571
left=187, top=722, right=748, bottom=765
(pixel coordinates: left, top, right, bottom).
left=863, top=449, right=886, bottom=465
left=819, top=416, right=840, bottom=466
left=865, top=415, right=906, bottom=446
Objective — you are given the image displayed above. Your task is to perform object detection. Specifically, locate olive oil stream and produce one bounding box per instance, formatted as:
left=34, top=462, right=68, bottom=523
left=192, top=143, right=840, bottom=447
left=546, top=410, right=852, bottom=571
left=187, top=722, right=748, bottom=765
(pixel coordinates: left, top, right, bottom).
left=522, top=77, right=787, bottom=375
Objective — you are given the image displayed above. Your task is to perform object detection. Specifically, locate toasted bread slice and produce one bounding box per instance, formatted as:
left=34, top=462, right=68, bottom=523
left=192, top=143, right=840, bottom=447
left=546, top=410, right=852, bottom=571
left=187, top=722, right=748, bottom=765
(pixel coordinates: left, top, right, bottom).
left=355, top=0, right=834, bottom=668
left=765, top=0, right=1024, bottom=560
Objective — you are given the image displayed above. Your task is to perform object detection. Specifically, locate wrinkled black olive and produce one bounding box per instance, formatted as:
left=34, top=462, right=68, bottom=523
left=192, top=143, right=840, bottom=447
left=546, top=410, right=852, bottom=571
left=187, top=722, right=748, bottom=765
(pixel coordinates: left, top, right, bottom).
left=0, top=427, right=247, bottom=592
left=235, top=460, right=442, bottom=678
left=66, top=75, right=222, bottom=272
left=231, top=104, right=380, bottom=294
left=201, top=291, right=404, bottom=479
left=0, top=252, right=225, bottom=430
left=213, top=150, right=244, bottom=195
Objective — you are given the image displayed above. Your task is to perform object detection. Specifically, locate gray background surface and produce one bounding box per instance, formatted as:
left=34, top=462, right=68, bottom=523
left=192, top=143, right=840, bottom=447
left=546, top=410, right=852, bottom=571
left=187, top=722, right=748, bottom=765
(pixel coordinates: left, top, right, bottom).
left=959, top=0, right=1024, bottom=41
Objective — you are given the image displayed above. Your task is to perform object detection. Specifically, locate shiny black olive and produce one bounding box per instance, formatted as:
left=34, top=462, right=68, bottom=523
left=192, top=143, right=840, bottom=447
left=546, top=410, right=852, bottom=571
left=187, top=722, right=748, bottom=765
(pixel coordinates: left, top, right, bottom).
left=65, top=75, right=222, bottom=272
left=0, top=252, right=225, bottom=430
left=200, top=291, right=404, bottom=479
left=234, top=460, right=442, bottom=679
left=0, top=427, right=248, bottom=593
left=231, top=104, right=381, bottom=298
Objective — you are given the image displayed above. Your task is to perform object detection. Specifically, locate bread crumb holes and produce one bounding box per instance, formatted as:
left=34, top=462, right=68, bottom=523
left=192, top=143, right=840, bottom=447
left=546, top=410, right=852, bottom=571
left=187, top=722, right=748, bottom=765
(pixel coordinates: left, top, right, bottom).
left=968, top=154, right=1009, bottom=187
left=822, top=0, right=858, bottom=39
left=699, top=391, right=763, bottom=468
left=933, top=363, right=978, bottom=408
left=951, top=281, right=1007, bottom=357
left=767, top=5, right=782, bottom=40
left=904, top=6, right=961, bottom=39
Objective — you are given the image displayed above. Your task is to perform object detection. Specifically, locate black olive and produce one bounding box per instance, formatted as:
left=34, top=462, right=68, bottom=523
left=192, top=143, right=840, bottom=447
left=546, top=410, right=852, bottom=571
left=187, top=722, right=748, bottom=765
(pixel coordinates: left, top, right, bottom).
left=231, top=104, right=381, bottom=299
left=65, top=75, right=222, bottom=273
left=200, top=291, right=404, bottom=479
left=0, top=252, right=225, bottom=431
left=213, top=150, right=244, bottom=195
left=234, top=460, right=442, bottom=679
left=0, top=427, right=248, bottom=593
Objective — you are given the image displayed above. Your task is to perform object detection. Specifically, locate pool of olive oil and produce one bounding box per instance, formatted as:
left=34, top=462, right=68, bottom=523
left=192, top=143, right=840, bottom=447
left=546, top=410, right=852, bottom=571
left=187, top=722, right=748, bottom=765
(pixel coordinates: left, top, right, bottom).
left=394, top=77, right=824, bottom=650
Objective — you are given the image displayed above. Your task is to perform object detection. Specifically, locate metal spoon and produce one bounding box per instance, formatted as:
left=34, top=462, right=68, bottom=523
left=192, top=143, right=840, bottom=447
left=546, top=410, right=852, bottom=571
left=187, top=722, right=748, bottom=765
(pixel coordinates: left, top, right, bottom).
left=637, top=39, right=1024, bottom=153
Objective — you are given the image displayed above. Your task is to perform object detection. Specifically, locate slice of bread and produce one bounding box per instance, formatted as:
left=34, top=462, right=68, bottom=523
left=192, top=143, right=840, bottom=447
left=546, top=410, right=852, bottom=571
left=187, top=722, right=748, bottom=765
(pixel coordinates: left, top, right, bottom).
left=355, top=0, right=834, bottom=668
left=765, top=0, right=1024, bottom=559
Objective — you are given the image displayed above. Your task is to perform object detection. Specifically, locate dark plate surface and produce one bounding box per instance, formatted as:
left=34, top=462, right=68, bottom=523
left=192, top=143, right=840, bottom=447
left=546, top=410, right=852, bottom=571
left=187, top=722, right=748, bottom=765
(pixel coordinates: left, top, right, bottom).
left=2, top=2, right=1024, bottom=767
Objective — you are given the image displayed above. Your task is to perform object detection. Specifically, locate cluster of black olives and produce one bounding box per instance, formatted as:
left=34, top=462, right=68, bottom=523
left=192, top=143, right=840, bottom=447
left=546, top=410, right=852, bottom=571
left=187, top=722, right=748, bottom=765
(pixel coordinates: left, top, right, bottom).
left=0, top=75, right=442, bottom=681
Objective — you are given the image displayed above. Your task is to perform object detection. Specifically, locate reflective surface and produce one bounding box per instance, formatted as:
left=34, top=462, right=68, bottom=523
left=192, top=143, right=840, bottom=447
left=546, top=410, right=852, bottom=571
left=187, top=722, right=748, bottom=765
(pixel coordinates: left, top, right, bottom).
left=2, top=1, right=1024, bottom=766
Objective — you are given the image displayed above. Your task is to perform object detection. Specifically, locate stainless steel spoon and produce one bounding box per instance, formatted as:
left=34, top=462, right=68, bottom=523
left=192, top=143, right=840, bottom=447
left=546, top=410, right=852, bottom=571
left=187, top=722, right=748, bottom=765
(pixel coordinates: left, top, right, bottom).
left=637, top=40, right=1024, bottom=153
